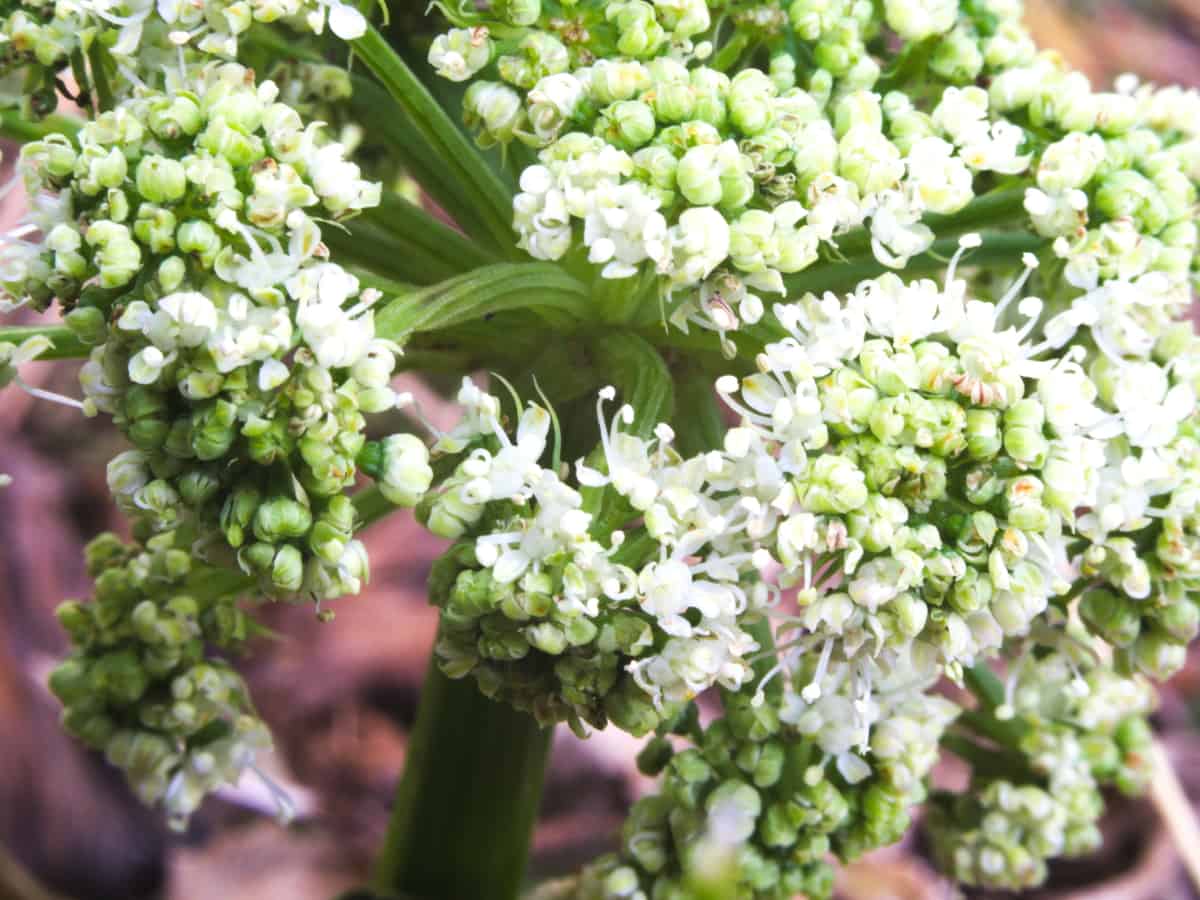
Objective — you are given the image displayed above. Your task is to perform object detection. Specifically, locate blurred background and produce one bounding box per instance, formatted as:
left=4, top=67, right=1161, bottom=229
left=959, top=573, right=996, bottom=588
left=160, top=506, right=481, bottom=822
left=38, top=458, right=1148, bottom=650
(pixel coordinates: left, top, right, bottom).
left=2, top=2, right=1200, bottom=898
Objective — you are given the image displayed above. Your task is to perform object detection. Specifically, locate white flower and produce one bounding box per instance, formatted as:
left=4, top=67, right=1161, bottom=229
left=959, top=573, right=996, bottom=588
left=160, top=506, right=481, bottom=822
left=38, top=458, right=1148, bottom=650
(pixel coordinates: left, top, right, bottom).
left=885, top=0, right=958, bottom=40
left=905, top=137, right=974, bottom=214
left=428, top=27, right=492, bottom=83
left=582, top=180, right=669, bottom=279
left=526, top=74, right=587, bottom=145
left=932, top=86, right=989, bottom=145
left=576, top=388, right=664, bottom=509
left=666, top=206, right=730, bottom=286
left=1111, top=362, right=1195, bottom=448
left=378, top=434, right=434, bottom=507
left=129, top=346, right=174, bottom=384
left=637, top=559, right=695, bottom=635
left=869, top=189, right=934, bottom=269
left=1037, top=133, right=1107, bottom=193
left=107, top=449, right=151, bottom=498
left=513, top=164, right=573, bottom=261
left=959, top=121, right=1030, bottom=174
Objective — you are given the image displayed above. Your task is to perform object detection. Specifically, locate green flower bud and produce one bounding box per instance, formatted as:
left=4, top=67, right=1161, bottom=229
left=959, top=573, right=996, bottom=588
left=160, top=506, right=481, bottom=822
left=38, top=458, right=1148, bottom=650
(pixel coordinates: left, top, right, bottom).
left=1095, top=170, right=1169, bottom=233
left=464, top=81, right=524, bottom=147
left=596, top=100, right=657, bottom=151
left=930, top=26, right=984, bottom=83
left=270, top=544, right=304, bottom=592
left=253, top=497, right=313, bottom=543
left=221, top=486, right=261, bottom=548
left=525, top=622, right=567, bottom=655
left=136, top=155, right=188, bottom=204
left=86, top=221, right=141, bottom=288
left=729, top=70, right=776, bottom=136
left=637, top=736, right=674, bottom=776
left=65, top=306, right=108, bottom=345
left=62, top=706, right=116, bottom=749
left=191, top=399, right=238, bottom=461
left=148, top=95, right=203, bottom=140
left=92, top=649, right=149, bottom=704
left=966, top=409, right=1002, bottom=460
left=133, top=204, right=178, bottom=254
left=1155, top=598, right=1199, bottom=643
left=177, top=220, right=222, bottom=267
left=1132, top=629, right=1186, bottom=680
left=1079, top=589, right=1141, bottom=647
left=493, top=0, right=539, bottom=26
left=49, top=658, right=92, bottom=705
left=605, top=680, right=662, bottom=736
left=607, top=1, right=666, bottom=58
left=497, top=32, right=568, bottom=89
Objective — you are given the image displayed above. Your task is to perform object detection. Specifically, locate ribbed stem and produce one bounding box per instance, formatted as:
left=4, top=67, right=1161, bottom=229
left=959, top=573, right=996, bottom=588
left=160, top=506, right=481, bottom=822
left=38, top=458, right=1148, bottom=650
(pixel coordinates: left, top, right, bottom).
left=373, top=656, right=552, bottom=900
left=0, top=110, right=82, bottom=142
left=350, top=26, right=516, bottom=254
left=0, top=325, right=88, bottom=359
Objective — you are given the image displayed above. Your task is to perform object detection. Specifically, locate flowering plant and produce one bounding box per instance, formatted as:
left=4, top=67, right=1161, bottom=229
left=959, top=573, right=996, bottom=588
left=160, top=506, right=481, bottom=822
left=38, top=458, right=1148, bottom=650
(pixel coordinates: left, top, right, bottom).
left=1, top=0, right=1199, bottom=896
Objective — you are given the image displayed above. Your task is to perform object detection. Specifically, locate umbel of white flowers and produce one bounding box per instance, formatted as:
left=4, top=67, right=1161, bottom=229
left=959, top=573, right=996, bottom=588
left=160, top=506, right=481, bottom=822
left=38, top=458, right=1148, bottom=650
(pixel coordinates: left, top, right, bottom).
left=1, top=0, right=1199, bottom=894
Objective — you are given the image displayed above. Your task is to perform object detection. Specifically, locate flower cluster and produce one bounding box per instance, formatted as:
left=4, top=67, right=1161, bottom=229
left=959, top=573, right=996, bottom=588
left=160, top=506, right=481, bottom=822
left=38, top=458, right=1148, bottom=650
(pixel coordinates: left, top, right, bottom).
left=2, top=63, right=406, bottom=598
left=930, top=648, right=1155, bottom=889
left=421, top=379, right=759, bottom=735
left=48, top=529, right=278, bottom=829
left=560, top=663, right=959, bottom=900
left=0, top=0, right=367, bottom=107
left=431, top=0, right=1045, bottom=336
left=7, top=0, right=1200, bottom=892
left=434, top=227, right=1196, bottom=894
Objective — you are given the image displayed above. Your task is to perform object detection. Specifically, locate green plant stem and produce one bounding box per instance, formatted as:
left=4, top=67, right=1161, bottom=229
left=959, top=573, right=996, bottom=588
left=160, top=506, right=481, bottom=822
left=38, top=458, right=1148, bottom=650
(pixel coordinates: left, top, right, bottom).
left=373, top=656, right=552, bottom=900
left=350, top=26, right=515, bottom=253
left=86, top=43, right=114, bottom=112
left=0, top=109, right=82, bottom=142
left=0, top=324, right=88, bottom=359
left=942, top=734, right=1034, bottom=782
left=782, top=230, right=1046, bottom=298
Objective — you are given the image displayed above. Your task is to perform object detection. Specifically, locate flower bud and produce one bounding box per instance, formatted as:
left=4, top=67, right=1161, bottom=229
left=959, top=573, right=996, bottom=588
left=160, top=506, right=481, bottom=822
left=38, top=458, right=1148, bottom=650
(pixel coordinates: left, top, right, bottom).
left=596, top=100, right=657, bottom=151
left=136, top=155, right=188, bottom=204
left=428, top=27, right=492, bottom=83
left=1079, top=589, right=1141, bottom=647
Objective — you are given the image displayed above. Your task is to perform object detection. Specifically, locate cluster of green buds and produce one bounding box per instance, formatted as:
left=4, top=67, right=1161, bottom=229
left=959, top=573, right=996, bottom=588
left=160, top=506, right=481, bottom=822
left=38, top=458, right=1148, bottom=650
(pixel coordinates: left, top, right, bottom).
left=546, top=669, right=958, bottom=900
left=47, top=529, right=274, bottom=830
left=430, top=537, right=681, bottom=736
left=929, top=649, right=1155, bottom=890
left=428, top=0, right=1050, bottom=339
left=2, top=62, right=411, bottom=599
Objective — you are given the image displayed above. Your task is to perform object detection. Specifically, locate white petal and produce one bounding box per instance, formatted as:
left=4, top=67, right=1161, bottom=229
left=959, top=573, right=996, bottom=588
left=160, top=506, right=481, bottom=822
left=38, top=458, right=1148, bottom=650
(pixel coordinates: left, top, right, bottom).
left=328, top=3, right=366, bottom=38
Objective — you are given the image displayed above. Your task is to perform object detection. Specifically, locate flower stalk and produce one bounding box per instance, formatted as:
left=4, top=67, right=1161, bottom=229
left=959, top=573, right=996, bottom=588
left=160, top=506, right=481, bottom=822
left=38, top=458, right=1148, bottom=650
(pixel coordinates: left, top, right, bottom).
left=374, top=655, right=552, bottom=900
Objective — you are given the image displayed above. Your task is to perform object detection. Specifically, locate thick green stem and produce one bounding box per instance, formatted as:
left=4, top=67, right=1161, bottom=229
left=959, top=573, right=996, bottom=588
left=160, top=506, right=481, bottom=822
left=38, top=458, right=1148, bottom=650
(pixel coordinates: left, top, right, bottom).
left=0, top=324, right=88, bottom=359
left=86, top=43, right=115, bottom=112
left=350, top=26, right=515, bottom=253
left=0, top=110, right=82, bottom=142
left=782, top=231, right=1046, bottom=299
left=374, top=656, right=552, bottom=900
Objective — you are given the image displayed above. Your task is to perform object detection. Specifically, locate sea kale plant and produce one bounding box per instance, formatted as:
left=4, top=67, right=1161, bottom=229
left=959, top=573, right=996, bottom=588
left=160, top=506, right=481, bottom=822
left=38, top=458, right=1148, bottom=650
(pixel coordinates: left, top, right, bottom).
left=0, top=0, right=1198, bottom=896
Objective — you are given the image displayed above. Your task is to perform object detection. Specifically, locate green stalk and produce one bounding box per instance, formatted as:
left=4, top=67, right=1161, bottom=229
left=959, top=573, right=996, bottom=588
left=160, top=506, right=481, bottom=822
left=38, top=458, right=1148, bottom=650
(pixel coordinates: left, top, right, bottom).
left=782, top=231, right=1046, bottom=298
left=86, top=43, right=115, bottom=112
left=351, top=26, right=515, bottom=253
left=0, top=110, right=82, bottom=142
left=373, top=656, right=552, bottom=900
left=324, top=192, right=499, bottom=285
left=0, top=324, right=89, bottom=360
